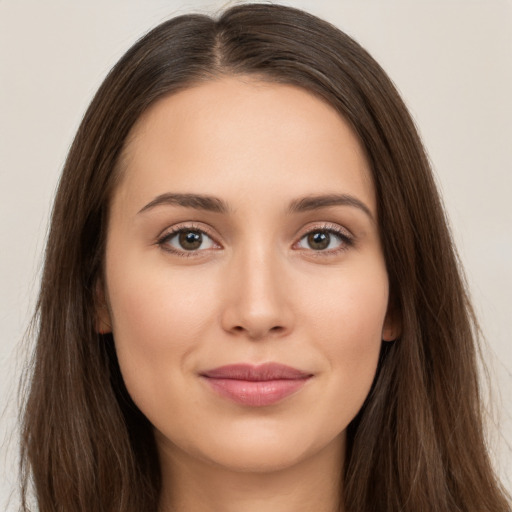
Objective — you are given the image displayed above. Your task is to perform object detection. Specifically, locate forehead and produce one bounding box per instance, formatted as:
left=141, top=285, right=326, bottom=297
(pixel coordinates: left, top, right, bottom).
left=114, top=76, right=375, bottom=215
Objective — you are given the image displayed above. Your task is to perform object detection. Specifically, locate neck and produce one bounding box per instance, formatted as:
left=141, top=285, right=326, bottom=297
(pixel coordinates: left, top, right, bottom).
left=157, top=436, right=345, bottom=512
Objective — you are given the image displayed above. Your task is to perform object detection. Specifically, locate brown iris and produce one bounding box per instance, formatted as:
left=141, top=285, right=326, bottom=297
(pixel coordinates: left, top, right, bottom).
left=178, top=230, right=203, bottom=250
left=307, top=231, right=330, bottom=250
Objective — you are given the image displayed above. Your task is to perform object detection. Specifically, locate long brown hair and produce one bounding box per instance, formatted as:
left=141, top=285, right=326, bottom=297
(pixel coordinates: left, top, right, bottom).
left=20, top=3, right=510, bottom=511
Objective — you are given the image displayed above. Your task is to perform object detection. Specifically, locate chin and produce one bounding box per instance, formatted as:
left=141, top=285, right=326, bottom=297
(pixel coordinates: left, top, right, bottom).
left=210, top=442, right=309, bottom=473
left=174, top=422, right=345, bottom=475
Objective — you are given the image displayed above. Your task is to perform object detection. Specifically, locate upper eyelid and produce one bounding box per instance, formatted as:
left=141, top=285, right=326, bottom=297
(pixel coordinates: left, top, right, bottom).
left=158, top=222, right=220, bottom=242
left=157, top=221, right=353, bottom=249
left=296, top=221, right=352, bottom=237
left=159, top=222, right=351, bottom=237
left=294, top=225, right=353, bottom=251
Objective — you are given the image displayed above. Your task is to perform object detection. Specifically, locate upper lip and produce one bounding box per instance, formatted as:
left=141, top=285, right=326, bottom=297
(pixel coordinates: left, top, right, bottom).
left=200, top=363, right=312, bottom=381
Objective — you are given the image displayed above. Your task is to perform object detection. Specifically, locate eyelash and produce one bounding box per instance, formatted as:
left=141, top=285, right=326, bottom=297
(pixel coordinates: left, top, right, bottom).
left=156, top=223, right=219, bottom=258
left=156, top=222, right=354, bottom=258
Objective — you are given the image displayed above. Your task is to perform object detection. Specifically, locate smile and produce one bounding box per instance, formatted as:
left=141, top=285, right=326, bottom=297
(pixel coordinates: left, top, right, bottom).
left=200, top=363, right=313, bottom=407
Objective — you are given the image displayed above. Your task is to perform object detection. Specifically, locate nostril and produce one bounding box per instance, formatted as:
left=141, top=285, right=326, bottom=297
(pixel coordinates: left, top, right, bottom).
left=229, top=324, right=285, bottom=337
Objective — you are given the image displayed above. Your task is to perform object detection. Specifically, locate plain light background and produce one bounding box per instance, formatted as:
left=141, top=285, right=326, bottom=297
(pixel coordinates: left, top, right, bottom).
left=1, top=0, right=510, bottom=508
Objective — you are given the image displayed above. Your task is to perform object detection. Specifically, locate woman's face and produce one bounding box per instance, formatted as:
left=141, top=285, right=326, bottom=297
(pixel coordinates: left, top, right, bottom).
left=100, top=77, right=396, bottom=474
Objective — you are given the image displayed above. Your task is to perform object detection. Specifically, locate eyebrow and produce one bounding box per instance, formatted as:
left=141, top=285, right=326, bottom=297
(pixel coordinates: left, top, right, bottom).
left=137, top=192, right=373, bottom=220
left=138, top=193, right=231, bottom=214
left=287, top=193, right=373, bottom=221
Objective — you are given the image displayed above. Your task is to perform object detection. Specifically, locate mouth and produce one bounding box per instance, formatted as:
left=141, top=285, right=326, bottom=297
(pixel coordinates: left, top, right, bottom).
left=199, top=363, right=313, bottom=407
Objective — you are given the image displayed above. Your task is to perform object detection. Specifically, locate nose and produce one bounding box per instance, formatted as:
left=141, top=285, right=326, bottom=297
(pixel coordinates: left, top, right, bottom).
left=220, top=246, right=294, bottom=341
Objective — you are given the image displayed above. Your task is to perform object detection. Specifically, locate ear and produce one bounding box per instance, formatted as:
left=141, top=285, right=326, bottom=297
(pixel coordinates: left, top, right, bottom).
left=382, top=300, right=401, bottom=342
left=95, top=279, right=112, bottom=334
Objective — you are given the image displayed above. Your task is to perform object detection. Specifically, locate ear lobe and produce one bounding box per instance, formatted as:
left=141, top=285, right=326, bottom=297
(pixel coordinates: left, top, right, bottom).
left=95, top=279, right=112, bottom=334
left=382, top=302, right=401, bottom=342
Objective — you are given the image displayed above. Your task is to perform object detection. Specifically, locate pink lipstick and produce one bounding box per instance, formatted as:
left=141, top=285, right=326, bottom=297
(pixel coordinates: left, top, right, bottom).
left=200, top=363, right=312, bottom=406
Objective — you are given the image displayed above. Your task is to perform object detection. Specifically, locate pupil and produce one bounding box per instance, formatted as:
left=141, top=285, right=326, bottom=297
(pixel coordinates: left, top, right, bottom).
left=308, top=231, right=330, bottom=250
left=179, top=230, right=202, bottom=250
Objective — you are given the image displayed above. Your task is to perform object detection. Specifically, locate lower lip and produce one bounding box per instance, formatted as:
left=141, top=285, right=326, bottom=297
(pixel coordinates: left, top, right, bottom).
left=202, top=377, right=310, bottom=406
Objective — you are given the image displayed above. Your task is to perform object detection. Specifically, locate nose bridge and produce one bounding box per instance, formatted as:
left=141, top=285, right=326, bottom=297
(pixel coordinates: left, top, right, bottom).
left=222, top=238, right=293, bottom=339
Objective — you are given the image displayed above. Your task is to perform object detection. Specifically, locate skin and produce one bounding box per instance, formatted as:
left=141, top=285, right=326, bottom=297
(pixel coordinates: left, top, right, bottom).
left=98, top=77, right=398, bottom=512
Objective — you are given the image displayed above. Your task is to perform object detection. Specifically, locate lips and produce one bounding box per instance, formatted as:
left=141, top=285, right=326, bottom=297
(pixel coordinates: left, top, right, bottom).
left=200, top=363, right=312, bottom=406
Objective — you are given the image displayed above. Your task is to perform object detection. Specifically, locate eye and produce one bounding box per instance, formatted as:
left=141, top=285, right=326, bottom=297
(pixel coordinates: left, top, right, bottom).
left=158, top=227, right=218, bottom=255
left=296, top=227, right=352, bottom=252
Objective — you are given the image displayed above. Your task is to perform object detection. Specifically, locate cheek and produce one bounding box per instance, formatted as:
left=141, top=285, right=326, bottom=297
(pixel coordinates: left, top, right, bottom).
left=325, top=290, right=386, bottom=361
left=304, top=259, right=389, bottom=345
left=301, top=263, right=388, bottom=415
left=105, top=256, right=219, bottom=403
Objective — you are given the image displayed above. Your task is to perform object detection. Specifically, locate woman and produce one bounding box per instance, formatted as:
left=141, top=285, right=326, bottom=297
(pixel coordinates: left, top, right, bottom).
left=19, top=3, right=511, bottom=511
